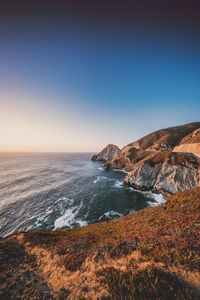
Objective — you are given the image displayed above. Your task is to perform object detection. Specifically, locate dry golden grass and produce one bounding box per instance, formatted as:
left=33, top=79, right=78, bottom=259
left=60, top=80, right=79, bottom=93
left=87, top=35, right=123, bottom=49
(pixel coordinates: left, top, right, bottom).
left=0, top=188, right=200, bottom=299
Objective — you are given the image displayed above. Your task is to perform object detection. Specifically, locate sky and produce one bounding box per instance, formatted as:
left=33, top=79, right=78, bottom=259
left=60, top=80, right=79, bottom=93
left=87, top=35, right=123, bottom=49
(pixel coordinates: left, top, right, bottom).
left=0, top=1, right=200, bottom=152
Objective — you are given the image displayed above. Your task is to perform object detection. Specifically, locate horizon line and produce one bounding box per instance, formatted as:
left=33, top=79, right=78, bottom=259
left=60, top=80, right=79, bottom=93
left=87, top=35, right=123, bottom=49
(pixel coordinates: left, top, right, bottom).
left=0, top=151, right=96, bottom=154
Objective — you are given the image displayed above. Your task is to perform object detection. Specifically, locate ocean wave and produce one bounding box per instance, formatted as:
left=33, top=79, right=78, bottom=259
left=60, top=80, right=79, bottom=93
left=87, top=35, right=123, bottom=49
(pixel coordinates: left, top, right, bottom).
left=33, top=206, right=54, bottom=227
left=93, top=176, right=113, bottom=184
left=53, top=201, right=87, bottom=230
left=127, top=187, right=165, bottom=205
left=34, top=197, right=74, bottom=227
left=76, top=220, right=88, bottom=227
left=147, top=193, right=165, bottom=206
left=4, top=215, right=36, bottom=237
left=113, top=180, right=123, bottom=188
left=54, top=197, right=67, bottom=204
left=54, top=206, right=79, bottom=229
left=143, top=191, right=165, bottom=206
left=54, top=196, right=73, bottom=205
left=150, top=193, right=165, bottom=205
left=0, top=175, right=37, bottom=191
left=98, top=167, right=104, bottom=171
left=0, top=178, right=74, bottom=210
left=98, top=210, right=123, bottom=221
left=112, top=168, right=128, bottom=174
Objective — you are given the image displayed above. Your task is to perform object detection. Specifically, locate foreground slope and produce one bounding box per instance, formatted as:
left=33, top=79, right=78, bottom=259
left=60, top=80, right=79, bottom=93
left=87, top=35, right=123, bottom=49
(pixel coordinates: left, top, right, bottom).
left=0, top=188, right=200, bottom=299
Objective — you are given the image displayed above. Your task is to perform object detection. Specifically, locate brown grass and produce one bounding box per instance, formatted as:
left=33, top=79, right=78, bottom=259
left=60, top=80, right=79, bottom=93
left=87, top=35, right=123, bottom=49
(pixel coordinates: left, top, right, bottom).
left=0, top=188, right=200, bottom=299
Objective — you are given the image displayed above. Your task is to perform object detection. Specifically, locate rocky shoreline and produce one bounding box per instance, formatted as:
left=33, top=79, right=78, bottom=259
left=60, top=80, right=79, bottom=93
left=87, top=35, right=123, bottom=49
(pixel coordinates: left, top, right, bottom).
left=91, top=122, right=200, bottom=195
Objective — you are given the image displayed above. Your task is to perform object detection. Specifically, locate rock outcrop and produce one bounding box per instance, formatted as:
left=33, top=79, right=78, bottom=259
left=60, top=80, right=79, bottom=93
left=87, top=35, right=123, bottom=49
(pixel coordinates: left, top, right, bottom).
left=92, top=122, right=200, bottom=194
left=124, top=151, right=200, bottom=194
left=91, top=144, right=121, bottom=162
left=173, top=128, right=200, bottom=157
left=110, top=122, right=200, bottom=171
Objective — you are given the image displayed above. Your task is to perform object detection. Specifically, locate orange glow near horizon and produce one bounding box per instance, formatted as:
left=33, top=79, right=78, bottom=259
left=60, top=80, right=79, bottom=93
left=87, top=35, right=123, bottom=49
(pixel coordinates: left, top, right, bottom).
left=0, top=88, right=101, bottom=153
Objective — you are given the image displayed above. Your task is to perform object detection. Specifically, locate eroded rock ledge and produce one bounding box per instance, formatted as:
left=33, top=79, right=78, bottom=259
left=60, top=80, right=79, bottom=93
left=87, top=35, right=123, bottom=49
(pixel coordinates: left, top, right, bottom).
left=91, top=122, right=200, bottom=194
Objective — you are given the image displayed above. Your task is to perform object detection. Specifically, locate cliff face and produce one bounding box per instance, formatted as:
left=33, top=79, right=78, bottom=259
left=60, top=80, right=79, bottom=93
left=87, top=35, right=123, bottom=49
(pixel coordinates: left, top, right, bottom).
left=92, top=122, right=200, bottom=194
left=124, top=152, right=200, bottom=194
left=91, top=144, right=121, bottom=162
left=1, top=188, right=200, bottom=299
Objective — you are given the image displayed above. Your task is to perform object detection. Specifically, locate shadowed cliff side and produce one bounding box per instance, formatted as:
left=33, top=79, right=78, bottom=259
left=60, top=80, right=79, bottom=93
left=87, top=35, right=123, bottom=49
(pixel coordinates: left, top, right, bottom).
left=0, top=188, right=200, bottom=299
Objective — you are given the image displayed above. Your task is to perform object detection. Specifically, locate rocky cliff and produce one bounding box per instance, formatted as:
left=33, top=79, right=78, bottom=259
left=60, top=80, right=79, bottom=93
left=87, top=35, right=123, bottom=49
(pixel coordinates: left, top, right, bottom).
left=124, top=151, right=200, bottom=194
left=91, top=144, right=121, bottom=162
left=92, top=122, right=200, bottom=194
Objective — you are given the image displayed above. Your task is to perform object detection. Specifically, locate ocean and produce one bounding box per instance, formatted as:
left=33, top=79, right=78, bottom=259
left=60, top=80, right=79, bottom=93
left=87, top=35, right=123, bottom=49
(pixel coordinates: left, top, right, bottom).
left=0, top=152, right=164, bottom=237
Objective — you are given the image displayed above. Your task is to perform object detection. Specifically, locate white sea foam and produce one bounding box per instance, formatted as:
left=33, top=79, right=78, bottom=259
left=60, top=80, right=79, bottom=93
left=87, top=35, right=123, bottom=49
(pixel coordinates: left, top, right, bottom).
left=54, top=197, right=67, bottom=204
left=54, top=206, right=79, bottom=229
left=112, top=168, right=128, bottom=174
left=93, top=176, right=113, bottom=184
left=54, top=197, right=74, bottom=205
left=76, top=220, right=88, bottom=227
left=127, top=187, right=165, bottom=206
left=26, top=198, right=76, bottom=231
left=143, top=191, right=165, bottom=206
left=54, top=200, right=87, bottom=230
left=150, top=193, right=165, bottom=205
left=33, top=206, right=54, bottom=227
left=113, top=180, right=123, bottom=188
left=98, top=210, right=123, bottom=221
left=93, top=177, right=99, bottom=184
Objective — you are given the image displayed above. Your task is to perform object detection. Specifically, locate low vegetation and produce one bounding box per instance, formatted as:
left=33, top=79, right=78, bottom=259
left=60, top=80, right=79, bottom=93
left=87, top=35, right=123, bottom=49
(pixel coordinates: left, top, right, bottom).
left=0, top=188, right=199, bottom=299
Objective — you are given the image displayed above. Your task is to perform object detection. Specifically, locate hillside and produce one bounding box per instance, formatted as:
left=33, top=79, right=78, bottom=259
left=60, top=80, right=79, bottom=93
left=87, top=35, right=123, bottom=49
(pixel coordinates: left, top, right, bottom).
left=0, top=188, right=200, bottom=299
left=93, top=122, right=200, bottom=194
left=123, top=122, right=200, bottom=153
left=173, top=128, right=200, bottom=157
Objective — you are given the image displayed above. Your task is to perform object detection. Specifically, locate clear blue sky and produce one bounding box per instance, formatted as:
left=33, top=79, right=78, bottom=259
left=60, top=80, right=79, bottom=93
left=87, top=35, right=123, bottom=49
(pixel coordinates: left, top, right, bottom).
left=0, top=18, right=200, bottom=151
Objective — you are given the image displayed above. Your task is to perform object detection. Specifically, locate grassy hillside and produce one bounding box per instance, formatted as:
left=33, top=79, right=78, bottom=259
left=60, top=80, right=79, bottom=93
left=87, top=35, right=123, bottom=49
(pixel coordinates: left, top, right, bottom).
left=0, top=188, right=200, bottom=299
